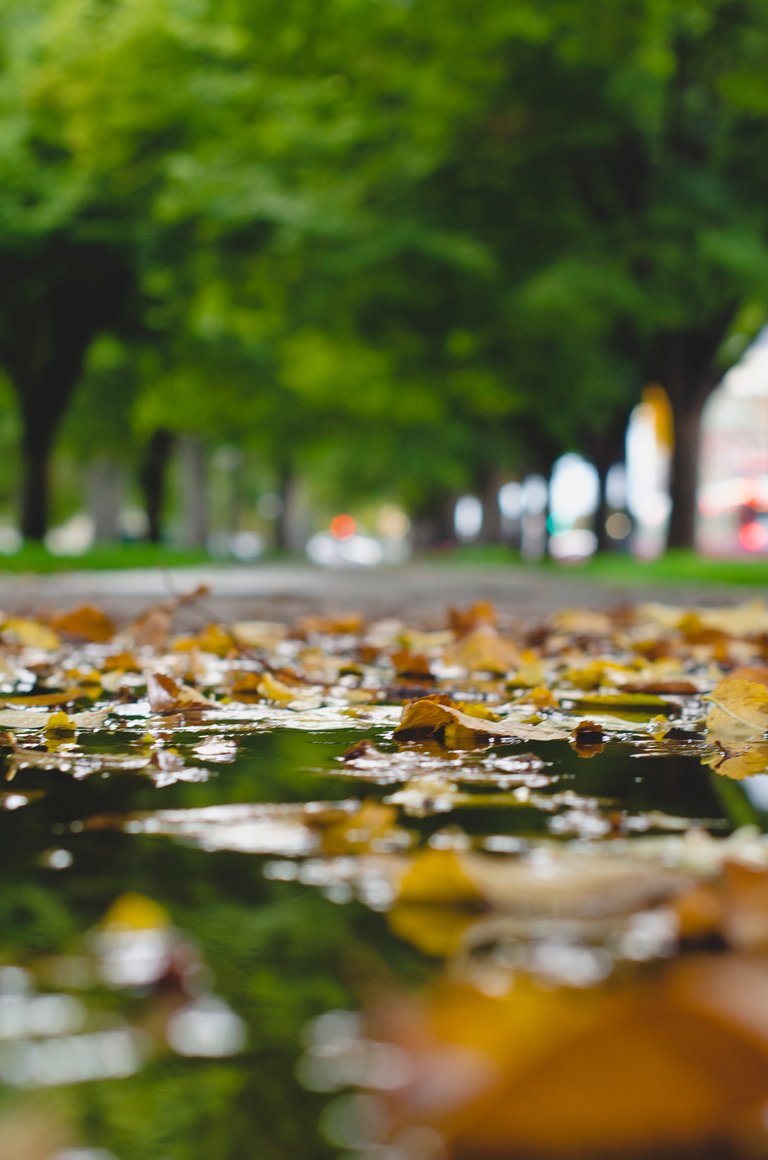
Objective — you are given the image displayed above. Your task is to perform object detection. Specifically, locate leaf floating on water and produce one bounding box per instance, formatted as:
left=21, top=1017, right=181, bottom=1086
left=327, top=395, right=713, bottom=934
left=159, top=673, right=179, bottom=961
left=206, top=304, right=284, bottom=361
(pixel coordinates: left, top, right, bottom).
left=146, top=672, right=216, bottom=715
left=9, top=748, right=150, bottom=778
left=705, top=676, right=768, bottom=744
left=571, top=720, right=607, bottom=758
left=394, top=695, right=569, bottom=743
left=704, top=741, right=768, bottom=781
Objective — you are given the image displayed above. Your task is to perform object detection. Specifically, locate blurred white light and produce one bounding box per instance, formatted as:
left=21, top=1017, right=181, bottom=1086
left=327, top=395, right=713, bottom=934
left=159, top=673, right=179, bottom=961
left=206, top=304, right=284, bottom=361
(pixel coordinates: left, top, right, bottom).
left=498, top=481, right=522, bottom=519
left=306, top=532, right=384, bottom=568
left=166, top=996, right=247, bottom=1058
left=454, top=496, right=482, bottom=541
left=0, top=525, right=21, bottom=554
left=377, top=505, right=411, bottom=539
left=521, top=474, right=549, bottom=515
left=229, top=531, right=262, bottom=560
left=549, top=529, right=598, bottom=560
left=549, top=454, right=599, bottom=525
left=45, top=515, right=94, bottom=556
left=54, top=1151, right=118, bottom=1160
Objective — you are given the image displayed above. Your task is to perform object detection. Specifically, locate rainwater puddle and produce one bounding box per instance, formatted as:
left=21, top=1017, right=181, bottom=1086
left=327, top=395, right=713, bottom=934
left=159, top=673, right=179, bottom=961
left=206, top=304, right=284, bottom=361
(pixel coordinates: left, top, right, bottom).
left=1, top=598, right=767, bottom=1159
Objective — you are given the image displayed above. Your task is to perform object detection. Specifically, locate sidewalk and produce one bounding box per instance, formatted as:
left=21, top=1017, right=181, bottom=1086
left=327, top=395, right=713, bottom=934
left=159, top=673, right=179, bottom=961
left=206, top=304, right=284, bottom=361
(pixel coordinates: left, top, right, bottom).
left=0, top=561, right=763, bottom=626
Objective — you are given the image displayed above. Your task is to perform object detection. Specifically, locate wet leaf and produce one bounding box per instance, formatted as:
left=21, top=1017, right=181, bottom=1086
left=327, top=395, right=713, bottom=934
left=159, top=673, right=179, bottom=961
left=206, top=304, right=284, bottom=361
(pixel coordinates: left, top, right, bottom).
left=146, top=672, right=216, bottom=714
left=704, top=741, right=768, bottom=780
left=394, top=695, right=569, bottom=743
left=705, top=677, right=768, bottom=759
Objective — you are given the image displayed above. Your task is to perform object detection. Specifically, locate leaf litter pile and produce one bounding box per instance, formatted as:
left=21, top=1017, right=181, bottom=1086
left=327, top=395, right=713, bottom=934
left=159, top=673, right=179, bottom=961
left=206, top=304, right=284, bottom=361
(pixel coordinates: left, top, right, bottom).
left=7, top=590, right=768, bottom=1156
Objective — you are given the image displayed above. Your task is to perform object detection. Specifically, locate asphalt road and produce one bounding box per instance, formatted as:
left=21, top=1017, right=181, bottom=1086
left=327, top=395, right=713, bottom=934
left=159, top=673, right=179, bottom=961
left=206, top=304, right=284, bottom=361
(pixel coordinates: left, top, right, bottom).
left=0, top=561, right=763, bottom=627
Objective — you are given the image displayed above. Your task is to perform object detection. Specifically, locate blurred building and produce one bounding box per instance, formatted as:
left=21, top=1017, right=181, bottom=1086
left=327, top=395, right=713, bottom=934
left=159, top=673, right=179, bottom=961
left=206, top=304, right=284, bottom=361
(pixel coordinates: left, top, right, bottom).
left=699, top=328, right=768, bottom=555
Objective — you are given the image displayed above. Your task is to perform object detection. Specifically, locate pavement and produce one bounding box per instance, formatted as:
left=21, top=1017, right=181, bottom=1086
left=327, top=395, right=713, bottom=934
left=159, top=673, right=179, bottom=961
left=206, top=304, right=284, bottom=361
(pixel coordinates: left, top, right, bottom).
left=0, top=562, right=763, bottom=628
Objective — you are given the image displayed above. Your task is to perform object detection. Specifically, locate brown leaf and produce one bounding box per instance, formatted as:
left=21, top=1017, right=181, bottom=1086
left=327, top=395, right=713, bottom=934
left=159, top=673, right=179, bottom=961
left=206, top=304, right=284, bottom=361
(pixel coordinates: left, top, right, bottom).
left=146, top=672, right=215, bottom=714
left=131, top=606, right=173, bottom=649
left=443, top=626, right=519, bottom=674
left=448, top=601, right=497, bottom=637
left=51, top=605, right=115, bottom=643
left=570, top=719, right=607, bottom=758
left=390, top=649, right=435, bottom=681
left=367, top=956, right=768, bottom=1158
left=394, top=695, right=568, bottom=743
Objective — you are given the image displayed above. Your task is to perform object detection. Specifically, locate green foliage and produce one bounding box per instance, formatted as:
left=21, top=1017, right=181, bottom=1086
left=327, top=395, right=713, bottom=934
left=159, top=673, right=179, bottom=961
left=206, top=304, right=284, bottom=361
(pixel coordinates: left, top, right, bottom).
left=3, top=0, right=768, bottom=540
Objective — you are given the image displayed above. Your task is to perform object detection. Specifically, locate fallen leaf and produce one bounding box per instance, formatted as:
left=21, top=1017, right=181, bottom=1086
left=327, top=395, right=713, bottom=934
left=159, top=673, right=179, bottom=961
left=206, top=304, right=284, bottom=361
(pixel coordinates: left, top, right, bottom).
left=704, top=741, right=768, bottom=780
left=1, top=618, right=60, bottom=650
left=394, top=695, right=568, bottom=743
left=706, top=676, right=768, bottom=746
left=146, top=672, right=216, bottom=714
left=443, top=626, right=519, bottom=674
left=448, top=601, right=497, bottom=636
left=51, top=605, right=115, bottom=643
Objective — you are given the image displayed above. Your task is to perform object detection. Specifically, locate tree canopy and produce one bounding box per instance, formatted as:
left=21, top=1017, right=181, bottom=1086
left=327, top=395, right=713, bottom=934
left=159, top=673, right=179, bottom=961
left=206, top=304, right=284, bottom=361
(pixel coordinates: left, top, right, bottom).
left=2, top=0, right=768, bottom=547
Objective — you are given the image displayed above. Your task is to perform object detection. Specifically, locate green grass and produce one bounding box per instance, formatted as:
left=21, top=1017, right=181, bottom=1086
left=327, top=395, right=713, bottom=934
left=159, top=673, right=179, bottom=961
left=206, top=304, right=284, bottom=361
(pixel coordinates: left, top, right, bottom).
left=2, top=540, right=768, bottom=588
left=426, top=544, right=768, bottom=587
left=0, top=542, right=215, bottom=573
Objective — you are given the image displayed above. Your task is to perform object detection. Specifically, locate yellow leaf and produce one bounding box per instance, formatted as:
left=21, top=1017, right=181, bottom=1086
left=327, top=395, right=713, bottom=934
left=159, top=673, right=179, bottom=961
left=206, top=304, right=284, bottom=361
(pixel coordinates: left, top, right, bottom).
left=394, top=695, right=568, bottom=743
left=704, top=741, right=768, bottom=781
left=1, top=618, right=60, bottom=650
left=45, top=710, right=76, bottom=736
left=443, top=626, right=519, bottom=674
left=102, top=892, right=170, bottom=931
left=257, top=672, right=300, bottom=704
left=397, top=847, right=485, bottom=907
left=388, top=904, right=478, bottom=957
left=705, top=676, right=768, bottom=745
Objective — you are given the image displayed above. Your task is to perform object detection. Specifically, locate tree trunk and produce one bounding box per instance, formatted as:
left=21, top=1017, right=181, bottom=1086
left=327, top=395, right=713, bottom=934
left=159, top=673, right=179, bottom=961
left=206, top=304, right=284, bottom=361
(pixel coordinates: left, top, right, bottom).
left=87, top=459, right=124, bottom=542
left=274, top=466, right=311, bottom=554
left=20, top=426, right=54, bottom=542
left=141, top=429, right=174, bottom=544
left=593, top=459, right=612, bottom=555
left=476, top=467, right=504, bottom=546
left=274, top=466, right=293, bottom=553
left=666, top=393, right=704, bottom=550
left=411, top=489, right=458, bottom=550
left=587, top=403, right=634, bottom=555
left=179, top=435, right=209, bottom=549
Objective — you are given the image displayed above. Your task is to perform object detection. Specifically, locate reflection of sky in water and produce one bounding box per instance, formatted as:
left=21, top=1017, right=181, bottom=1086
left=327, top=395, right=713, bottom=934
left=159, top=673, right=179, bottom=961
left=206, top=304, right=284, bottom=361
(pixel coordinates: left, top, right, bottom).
left=744, top=773, right=768, bottom=810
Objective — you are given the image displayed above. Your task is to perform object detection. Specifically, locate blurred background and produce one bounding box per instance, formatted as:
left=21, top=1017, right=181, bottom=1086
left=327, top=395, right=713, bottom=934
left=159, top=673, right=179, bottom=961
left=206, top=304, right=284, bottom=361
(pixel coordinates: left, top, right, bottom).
left=2, top=0, right=768, bottom=567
